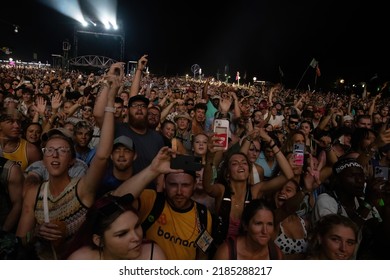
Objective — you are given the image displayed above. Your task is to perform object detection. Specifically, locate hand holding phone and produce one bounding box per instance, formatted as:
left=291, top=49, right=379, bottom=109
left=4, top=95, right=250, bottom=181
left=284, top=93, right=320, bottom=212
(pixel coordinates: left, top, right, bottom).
left=293, top=143, right=305, bottom=166
left=213, top=119, right=229, bottom=150
left=170, top=154, right=203, bottom=171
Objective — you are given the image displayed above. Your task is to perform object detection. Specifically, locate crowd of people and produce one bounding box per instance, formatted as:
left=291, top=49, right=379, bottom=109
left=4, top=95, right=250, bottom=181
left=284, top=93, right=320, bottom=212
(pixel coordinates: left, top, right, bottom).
left=1, top=54, right=390, bottom=260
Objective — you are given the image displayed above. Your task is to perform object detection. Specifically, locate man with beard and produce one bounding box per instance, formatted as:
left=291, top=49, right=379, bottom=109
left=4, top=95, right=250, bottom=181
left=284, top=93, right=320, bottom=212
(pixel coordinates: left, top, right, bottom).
left=147, top=105, right=162, bottom=130
left=114, top=55, right=165, bottom=189
left=96, top=135, right=136, bottom=198
left=137, top=170, right=214, bottom=260
left=115, top=95, right=165, bottom=189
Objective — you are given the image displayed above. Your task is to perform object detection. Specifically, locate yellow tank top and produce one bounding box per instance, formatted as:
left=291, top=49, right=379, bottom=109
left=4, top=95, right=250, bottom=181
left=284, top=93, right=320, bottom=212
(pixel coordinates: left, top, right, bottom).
left=2, top=138, right=29, bottom=171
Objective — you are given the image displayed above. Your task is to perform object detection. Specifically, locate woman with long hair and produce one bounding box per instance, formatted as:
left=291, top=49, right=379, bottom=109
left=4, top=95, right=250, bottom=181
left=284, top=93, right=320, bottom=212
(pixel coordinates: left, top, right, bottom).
left=66, top=194, right=166, bottom=260
left=213, top=199, right=283, bottom=260
left=306, top=214, right=358, bottom=260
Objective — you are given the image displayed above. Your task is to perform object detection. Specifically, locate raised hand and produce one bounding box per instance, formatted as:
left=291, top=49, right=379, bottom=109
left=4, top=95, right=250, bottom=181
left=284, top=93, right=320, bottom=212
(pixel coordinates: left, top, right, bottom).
left=149, top=146, right=183, bottom=175
left=51, top=92, right=62, bottom=111
left=35, top=96, right=47, bottom=115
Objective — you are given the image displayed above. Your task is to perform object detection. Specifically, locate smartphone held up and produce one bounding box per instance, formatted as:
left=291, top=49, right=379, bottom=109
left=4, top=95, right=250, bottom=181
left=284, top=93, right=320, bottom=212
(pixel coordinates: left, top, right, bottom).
left=213, top=119, right=229, bottom=150
left=293, top=143, right=305, bottom=166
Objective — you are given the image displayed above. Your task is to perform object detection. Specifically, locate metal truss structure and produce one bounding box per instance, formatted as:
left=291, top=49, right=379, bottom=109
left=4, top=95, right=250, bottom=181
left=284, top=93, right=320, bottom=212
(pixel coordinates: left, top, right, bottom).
left=71, top=28, right=125, bottom=69
left=67, top=55, right=117, bottom=69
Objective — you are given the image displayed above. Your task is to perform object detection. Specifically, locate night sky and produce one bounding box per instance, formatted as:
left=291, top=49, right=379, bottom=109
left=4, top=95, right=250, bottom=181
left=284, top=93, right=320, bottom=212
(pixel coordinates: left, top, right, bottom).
left=1, top=0, right=389, bottom=90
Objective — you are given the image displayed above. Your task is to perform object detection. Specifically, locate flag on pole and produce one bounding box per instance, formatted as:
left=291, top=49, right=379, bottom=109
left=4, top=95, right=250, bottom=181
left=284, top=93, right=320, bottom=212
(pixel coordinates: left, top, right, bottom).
left=310, top=58, right=318, bottom=68
left=316, top=65, right=321, bottom=77
left=278, top=66, right=284, bottom=78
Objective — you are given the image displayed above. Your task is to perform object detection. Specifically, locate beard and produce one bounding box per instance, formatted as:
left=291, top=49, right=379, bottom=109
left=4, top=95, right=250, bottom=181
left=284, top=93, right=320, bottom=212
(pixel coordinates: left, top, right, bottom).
left=128, top=114, right=147, bottom=129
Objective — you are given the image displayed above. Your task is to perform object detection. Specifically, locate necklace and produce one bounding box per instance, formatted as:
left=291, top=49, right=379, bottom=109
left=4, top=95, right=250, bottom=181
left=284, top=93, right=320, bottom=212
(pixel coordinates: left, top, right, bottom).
left=167, top=203, right=198, bottom=241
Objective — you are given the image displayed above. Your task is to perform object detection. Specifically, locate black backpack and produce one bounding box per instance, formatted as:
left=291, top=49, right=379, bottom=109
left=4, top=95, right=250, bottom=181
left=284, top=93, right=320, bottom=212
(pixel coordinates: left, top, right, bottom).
left=141, top=192, right=218, bottom=257
left=141, top=192, right=210, bottom=233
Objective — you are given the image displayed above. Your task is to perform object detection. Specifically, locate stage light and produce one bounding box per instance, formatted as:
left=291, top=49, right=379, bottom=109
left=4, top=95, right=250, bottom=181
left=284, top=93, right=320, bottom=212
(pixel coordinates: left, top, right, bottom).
left=14, top=25, right=18, bottom=33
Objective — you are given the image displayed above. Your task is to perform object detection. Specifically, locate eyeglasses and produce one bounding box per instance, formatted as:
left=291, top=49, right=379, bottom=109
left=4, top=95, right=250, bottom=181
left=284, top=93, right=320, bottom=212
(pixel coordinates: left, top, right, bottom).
left=130, top=103, right=147, bottom=109
left=42, top=147, right=71, bottom=157
left=185, top=102, right=194, bottom=106
left=289, top=121, right=299, bottom=125
left=83, top=107, right=92, bottom=112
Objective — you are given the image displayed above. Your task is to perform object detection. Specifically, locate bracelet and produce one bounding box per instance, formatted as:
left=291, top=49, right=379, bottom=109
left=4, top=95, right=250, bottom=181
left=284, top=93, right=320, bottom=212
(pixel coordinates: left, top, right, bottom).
left=104, top=106, right=116, bottom=113
left=270, top=142, right=277, bottom=149
left=274, top=149, right=281, bottom=155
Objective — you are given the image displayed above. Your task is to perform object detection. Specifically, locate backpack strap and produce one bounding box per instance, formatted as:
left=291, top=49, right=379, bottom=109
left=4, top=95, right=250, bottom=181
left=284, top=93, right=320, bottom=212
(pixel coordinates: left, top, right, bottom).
left=216, top=189, right=232, bottom=245
left=216, top=185, right=252, bottom=245
left=141, top=192, right=165, bottom=234
left=195, top=202, right=208, bottom=231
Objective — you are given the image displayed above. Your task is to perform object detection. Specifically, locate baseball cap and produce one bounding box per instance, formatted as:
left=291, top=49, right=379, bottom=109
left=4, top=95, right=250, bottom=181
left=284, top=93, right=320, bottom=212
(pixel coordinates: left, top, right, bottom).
left=258, top=100, right=268, bottom=110
left=113, top=135, right=135, bottom=151
left=128, top=95, right=150, bottom=106
left=174, top=112, right=192, bottom=122
left=343, top=115, right=354, bottom=122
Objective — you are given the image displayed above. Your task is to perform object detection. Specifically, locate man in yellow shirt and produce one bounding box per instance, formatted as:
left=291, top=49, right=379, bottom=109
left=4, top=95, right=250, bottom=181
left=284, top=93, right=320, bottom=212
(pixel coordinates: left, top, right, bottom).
left=138, top=170, right=214, bottom=260
left=112, top=147, right=215, bottom=260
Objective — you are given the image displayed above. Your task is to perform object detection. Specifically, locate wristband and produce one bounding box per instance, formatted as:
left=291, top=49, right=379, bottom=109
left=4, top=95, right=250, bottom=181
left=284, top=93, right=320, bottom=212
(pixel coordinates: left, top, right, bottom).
left=104, top=106, right=116, bottom=113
